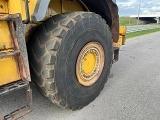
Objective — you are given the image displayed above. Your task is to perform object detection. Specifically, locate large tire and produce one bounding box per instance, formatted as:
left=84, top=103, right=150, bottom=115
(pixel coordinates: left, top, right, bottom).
left=27, top=12, right=113, bottom=110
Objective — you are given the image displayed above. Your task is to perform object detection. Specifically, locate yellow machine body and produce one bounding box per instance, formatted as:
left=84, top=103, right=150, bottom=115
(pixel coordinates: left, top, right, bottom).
left=0, top=0, right=37, bottom=20
left=0, top=0, right=86, bottom=86
left=0, top=57, right=20, bottom=86
left=0, top=21, right=20, bottom=86
left=0, top=0, right=126, bottom=86
left=0, top=22, right=12, bottom=49
left=0, top=0, right=85, bottom=21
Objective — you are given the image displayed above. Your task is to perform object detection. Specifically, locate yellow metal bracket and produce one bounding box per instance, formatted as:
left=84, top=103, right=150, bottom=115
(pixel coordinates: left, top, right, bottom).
left=113, top=26, right=127, bottom=48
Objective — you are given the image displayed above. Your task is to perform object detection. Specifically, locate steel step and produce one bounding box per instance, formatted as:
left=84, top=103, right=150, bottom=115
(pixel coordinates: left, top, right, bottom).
left=0, top=80, right=28, bottom=96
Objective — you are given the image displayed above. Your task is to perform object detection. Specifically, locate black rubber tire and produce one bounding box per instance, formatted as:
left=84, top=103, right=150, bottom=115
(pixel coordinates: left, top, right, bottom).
left=27, top=12, right=113, bottom=110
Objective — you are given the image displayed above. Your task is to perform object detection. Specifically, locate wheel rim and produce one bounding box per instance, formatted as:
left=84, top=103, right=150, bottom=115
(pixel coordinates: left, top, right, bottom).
left=76, top=42, right=105, bottom=86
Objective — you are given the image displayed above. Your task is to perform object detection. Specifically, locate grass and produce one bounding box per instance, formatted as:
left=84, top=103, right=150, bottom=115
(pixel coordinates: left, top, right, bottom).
left=126, top=28, right=160, bottom=39
left=119, top=17, right=137, bottom=26
left=119, top=17, right=144, bottom=26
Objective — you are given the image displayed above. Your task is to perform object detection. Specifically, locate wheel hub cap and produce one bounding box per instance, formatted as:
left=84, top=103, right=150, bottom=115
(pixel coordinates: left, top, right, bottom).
left=76, top=42, right=105, bottom=86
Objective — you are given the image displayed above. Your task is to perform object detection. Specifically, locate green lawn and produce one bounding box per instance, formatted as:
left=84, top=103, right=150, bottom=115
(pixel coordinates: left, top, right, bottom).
left=119, top=17, right=137, bottom=26
left=119, top=16, right=144, bottom=26
left=126, top=28, right=160, bottom=39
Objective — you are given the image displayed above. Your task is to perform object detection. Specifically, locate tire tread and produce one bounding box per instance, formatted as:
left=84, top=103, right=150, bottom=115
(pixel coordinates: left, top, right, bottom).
left=28, top=12, right=111, bottom=110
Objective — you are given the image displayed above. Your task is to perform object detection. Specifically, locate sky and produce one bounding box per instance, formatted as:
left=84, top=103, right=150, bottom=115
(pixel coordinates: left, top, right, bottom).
left=117, top=0, right=160, bottom=16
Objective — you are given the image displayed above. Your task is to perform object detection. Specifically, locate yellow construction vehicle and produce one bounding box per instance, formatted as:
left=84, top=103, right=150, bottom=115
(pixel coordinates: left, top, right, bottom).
left=0, top=0, right=126, bottom=119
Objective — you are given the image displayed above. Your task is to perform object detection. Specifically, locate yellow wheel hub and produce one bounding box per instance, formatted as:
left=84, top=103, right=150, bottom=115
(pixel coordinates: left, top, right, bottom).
left=76, top=42, right=105, bottom=86
left=81, top=52, right=96, bottom=75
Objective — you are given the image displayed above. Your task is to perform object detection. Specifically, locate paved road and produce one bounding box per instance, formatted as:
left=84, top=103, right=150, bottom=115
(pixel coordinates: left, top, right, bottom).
left=1, top=32, right=160, bottom=120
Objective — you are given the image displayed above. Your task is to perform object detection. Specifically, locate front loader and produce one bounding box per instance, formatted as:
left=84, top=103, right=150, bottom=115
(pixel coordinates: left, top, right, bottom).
left=0, top=0, right=126, bottom=119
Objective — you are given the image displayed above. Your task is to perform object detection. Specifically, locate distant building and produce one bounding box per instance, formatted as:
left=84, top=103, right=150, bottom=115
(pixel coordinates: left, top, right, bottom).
left=130, top=12, right=160, bottom=24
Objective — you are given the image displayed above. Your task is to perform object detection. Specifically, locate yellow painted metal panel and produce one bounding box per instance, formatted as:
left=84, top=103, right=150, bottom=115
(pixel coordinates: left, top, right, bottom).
left=8, top=0, right=26, bottom=20
left=0, top=0, right=8, bottom=13
left=8, top=0, right=22, bottom=15
left=0, top=0, right=38, bottom=21
left=0, top=56, right=20, bottom=86
left=0, top=20, right=20, bottom=86
left=113, top=36, right=123, bottom=48
left=28, top=0, right=38, bottom=16
left=62, top=0, right=84, bottom=12
left=47, top=0, right=85, bottom=18
left=119, top=26, right=127, bottom=36
left=0, top=22, right=13, bottom=50
left=48, top=0, right=61, bottom=15
left=113, top=26, right=127, bottom=48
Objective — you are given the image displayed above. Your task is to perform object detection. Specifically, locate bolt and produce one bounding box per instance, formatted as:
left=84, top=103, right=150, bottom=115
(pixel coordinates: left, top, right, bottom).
left=0, top=5, right=3, bottom=9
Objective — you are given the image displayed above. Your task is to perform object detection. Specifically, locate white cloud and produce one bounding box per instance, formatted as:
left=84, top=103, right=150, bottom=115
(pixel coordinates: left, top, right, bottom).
left=151, top=6, right=160, bottom=11
left=117, top=0, right=138, bottom=8
left=117, top=0, right=160, bottom=16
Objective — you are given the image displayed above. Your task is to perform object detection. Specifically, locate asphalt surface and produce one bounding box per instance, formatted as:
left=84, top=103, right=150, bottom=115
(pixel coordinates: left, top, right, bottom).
left=1, top=32, right=160, bottom=120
